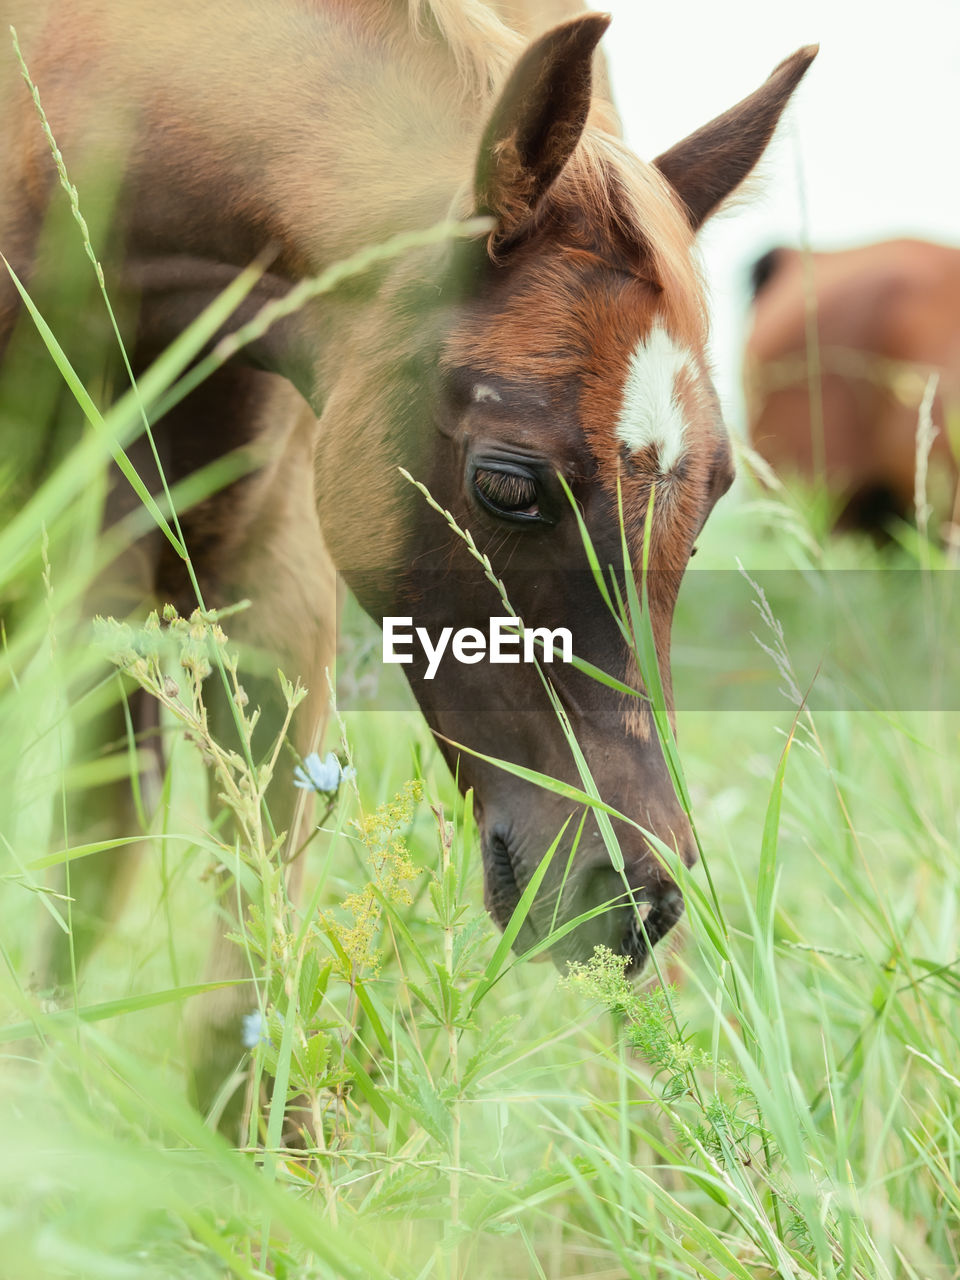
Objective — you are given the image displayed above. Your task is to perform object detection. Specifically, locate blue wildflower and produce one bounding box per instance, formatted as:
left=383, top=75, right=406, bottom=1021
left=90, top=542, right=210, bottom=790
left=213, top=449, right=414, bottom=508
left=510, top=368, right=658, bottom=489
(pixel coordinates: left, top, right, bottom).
left=241, top=1009, right=267, bottom=1049
left=293, top=750, right=354, bottom=794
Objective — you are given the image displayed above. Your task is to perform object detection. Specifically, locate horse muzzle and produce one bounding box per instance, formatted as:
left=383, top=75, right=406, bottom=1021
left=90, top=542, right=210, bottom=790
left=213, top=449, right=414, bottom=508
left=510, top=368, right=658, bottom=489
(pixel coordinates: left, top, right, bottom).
left=479, top=823, right=688, bottom=975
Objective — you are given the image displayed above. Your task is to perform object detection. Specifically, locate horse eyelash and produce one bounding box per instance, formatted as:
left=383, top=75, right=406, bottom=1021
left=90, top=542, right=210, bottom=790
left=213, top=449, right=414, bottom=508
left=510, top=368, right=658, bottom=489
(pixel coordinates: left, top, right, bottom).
left=475, top=468, right=538, bottom=511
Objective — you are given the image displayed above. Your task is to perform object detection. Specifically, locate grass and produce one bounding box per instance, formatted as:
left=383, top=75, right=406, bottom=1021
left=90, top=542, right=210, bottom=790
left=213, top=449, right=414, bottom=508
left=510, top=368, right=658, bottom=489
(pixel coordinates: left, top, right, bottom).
left=4, top=488, right=959, bottom=1280
left=2, top=44, right=959, bottom=1280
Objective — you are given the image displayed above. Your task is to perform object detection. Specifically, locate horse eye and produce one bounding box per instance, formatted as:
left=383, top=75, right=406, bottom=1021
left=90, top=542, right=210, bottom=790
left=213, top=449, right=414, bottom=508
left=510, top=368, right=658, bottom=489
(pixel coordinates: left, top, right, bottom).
left=474, top=466, right=540, bottom=518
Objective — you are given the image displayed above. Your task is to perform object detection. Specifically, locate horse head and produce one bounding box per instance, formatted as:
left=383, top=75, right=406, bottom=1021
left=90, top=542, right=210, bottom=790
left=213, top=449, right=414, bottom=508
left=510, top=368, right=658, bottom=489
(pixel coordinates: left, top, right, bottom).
left=310, top=16, right=817, bottom=971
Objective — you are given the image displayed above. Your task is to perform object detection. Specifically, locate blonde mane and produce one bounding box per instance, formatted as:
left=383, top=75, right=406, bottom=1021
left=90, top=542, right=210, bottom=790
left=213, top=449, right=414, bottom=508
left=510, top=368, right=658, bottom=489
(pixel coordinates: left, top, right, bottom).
left=564, top=131, right=706, bottom=338
left=407, top=0, right=701, bottom=330
left=406, top=0, right=523, bottom=95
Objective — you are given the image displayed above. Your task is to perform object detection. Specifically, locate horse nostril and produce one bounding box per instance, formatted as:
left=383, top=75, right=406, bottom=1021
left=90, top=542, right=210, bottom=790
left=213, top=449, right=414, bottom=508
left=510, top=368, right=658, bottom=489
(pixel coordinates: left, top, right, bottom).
left=488, top=831, right=516, bottom=881
left=623, top=886, right=684, bottom=974
left=482, top=830, right=523, bottom=932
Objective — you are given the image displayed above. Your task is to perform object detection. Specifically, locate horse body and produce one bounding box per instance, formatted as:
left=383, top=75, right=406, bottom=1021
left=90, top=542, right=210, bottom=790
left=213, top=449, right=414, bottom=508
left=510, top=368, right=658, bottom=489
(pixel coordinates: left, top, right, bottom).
left=1, top=0, right=814, bottom=1117
left=4, top=3, right=471, bottom=280
left=745, top=239, right=960, bottom=532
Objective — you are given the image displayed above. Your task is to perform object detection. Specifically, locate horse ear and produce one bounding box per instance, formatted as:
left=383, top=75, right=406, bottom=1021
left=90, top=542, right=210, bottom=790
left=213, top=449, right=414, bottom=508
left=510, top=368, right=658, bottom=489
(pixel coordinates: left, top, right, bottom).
left=654, top=46, right=818, bottom=230
left=475, top=13, right=611, bottom=248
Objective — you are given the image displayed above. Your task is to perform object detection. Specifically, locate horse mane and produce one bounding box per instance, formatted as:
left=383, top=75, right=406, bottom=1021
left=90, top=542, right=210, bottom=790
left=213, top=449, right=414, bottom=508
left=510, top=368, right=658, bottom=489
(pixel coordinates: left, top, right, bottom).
left=406, top=0, right=702, bottom=330
left=551, top=132, right=705, bottom=336
left=406, top=0, right=523, bottom=95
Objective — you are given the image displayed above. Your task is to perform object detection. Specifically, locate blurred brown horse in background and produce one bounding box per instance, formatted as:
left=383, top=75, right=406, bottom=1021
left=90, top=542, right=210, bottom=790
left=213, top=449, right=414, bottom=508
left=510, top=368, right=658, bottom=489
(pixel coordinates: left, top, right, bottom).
left=1, top=0, right=813, bottom=1126
left=745, top=239, right=960, bottom=541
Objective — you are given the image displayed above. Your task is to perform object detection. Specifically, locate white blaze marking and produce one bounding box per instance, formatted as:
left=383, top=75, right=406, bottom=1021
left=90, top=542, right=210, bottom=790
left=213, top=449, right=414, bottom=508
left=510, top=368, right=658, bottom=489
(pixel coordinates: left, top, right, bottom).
left=472, top=383, right=501, bottom=404
left=615, top=321, right=694, bottom=471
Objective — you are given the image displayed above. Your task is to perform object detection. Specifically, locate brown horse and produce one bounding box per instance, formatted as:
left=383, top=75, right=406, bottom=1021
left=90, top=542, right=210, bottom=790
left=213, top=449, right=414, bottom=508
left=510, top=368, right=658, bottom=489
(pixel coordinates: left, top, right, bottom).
left=1, top=0, right=813, bottom=1110
left=745, top=239, right=960, bottom=537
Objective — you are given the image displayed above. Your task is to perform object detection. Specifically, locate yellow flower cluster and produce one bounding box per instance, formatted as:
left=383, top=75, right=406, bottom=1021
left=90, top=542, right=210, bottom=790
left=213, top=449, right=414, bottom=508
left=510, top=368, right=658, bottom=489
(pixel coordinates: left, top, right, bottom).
left=329, top=781, right=423, bottom=976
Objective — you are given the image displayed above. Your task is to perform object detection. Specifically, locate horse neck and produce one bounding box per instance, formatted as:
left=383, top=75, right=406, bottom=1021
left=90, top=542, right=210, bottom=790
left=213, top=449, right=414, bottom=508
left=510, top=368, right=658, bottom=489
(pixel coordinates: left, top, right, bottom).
left=18, top=0, right=482, bottom=279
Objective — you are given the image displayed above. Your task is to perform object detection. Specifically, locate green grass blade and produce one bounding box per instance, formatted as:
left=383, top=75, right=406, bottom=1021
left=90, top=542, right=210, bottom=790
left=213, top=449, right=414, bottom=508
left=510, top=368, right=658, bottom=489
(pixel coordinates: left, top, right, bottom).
left=0, top=980, right=252, bottom=1043
left=2, top=255, right=185, bottom=556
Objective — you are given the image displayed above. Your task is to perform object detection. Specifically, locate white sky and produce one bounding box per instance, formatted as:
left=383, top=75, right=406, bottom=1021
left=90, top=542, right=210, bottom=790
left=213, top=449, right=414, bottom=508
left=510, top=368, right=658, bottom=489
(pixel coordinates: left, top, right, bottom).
left=604, top=0, right=960, bottom=427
